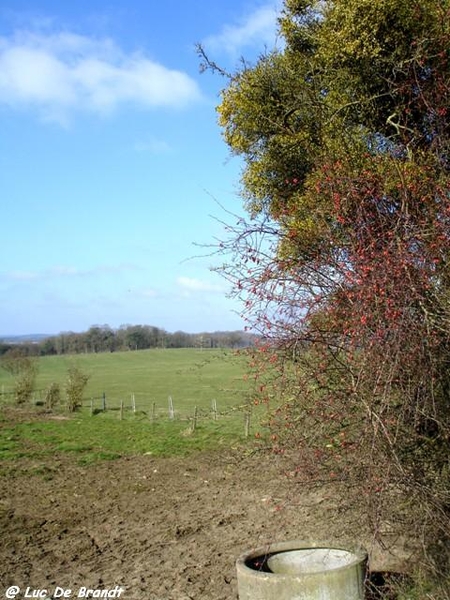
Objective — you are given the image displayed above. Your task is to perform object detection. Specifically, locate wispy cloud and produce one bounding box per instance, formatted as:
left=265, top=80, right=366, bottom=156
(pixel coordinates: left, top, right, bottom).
left=133, top=136, right=172, bottom=155
left=5, top=263, right=138, bottom=282
left=203, top=3, right=282, bottom=58
left=138, top=288, right=158, bottom=298
left=177, top=276, right=225, bottom=295
left=8, top=270, right=40, bottom=281
left=0, top=30, right=201, bottom=123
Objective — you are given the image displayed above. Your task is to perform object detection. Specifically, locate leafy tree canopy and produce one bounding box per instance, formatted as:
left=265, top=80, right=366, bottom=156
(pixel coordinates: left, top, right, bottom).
left=219, top=0, right=449, bottom=217
left=217, top=0, right=450, bottom=341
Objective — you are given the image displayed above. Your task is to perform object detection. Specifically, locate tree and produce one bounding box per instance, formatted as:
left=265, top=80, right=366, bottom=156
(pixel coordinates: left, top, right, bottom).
left=213, top=0, right=450, bottom=585
left=44, top=382, right=61, bottom=410
left=0, top=348, right=39, bottom=404
left=39, top=337, right=57, bottom=356
left=85, top=325, right=116, bottom=353
left=65, top=366, right=89, bottom=412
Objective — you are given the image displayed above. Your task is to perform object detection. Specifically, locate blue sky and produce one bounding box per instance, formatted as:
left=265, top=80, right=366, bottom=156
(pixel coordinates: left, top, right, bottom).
left=0, top=0, right=282, bottom=335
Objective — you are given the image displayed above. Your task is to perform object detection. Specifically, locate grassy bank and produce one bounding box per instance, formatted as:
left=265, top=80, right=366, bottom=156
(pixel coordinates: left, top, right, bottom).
left=0, top=406, right=256, bottom=467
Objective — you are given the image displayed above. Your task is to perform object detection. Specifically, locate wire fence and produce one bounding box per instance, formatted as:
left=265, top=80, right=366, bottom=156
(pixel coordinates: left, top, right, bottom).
left=85, top=393, right=254, bottom=436
left=0, top=388, right=256, bottom=437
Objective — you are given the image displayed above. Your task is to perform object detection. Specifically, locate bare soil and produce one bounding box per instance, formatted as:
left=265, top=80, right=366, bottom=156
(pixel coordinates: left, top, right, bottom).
left=0, top=439, right=415, bottom=599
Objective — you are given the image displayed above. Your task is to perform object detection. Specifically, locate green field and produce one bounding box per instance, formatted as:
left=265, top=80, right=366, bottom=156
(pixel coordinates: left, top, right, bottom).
left=0, top=348, right=250, bottom=414
left=0, top=348, right=267, bottom=464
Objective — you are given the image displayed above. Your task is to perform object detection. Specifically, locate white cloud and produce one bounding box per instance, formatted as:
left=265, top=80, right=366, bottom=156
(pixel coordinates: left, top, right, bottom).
left=0, top=30, right=201, bottom=123
left=5, top=263, right=137, bottom=282
left=133, top=136, right=171, bottom=155
left=177, top=276, right=225, bottom=294
left=139, top=288, right=158, bottom=298
left=8, top=270, right=40, bottom=281
left=203, top=3, right=282, bottom=58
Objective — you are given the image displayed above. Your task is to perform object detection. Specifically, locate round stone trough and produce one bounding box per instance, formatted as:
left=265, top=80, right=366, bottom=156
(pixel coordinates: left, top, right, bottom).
left=236, top=540, right=367, bottom=600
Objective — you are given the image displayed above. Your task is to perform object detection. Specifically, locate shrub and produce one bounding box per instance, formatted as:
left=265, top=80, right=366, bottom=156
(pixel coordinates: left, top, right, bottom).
left=44, top=382, right=61, bottom=410
left=65, top=367, right=89, bottom=412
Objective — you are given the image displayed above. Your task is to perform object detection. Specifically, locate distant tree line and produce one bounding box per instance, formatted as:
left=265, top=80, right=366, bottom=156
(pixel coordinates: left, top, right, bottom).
left=0, top=325, right=257, bottom=357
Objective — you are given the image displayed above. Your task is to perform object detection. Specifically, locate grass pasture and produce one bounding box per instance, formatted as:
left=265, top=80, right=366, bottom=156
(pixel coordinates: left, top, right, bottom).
left=0, top=348, right=250, bottom=414
left=0, top=348, right=267, bottom=465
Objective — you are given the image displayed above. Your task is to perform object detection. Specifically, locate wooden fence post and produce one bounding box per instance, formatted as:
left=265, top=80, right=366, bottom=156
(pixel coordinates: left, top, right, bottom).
left=150, top=402, right=156, bottom=422
left=120, top=399, right=124, bottom=420
left=191, top=406, right=198, bottom=432
left=131, top=393, right=136, bottom=414
left=211, top=398, right=218, bottom=420
left=102, top=392, right=106, bottom=412
left=168, top=396, right=174, bottom=419
left=244, top=412, right=251, bottom=437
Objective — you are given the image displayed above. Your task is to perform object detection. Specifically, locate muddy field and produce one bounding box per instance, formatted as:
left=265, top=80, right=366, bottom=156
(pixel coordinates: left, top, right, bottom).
left=0, top=444, right=414, bottom=600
